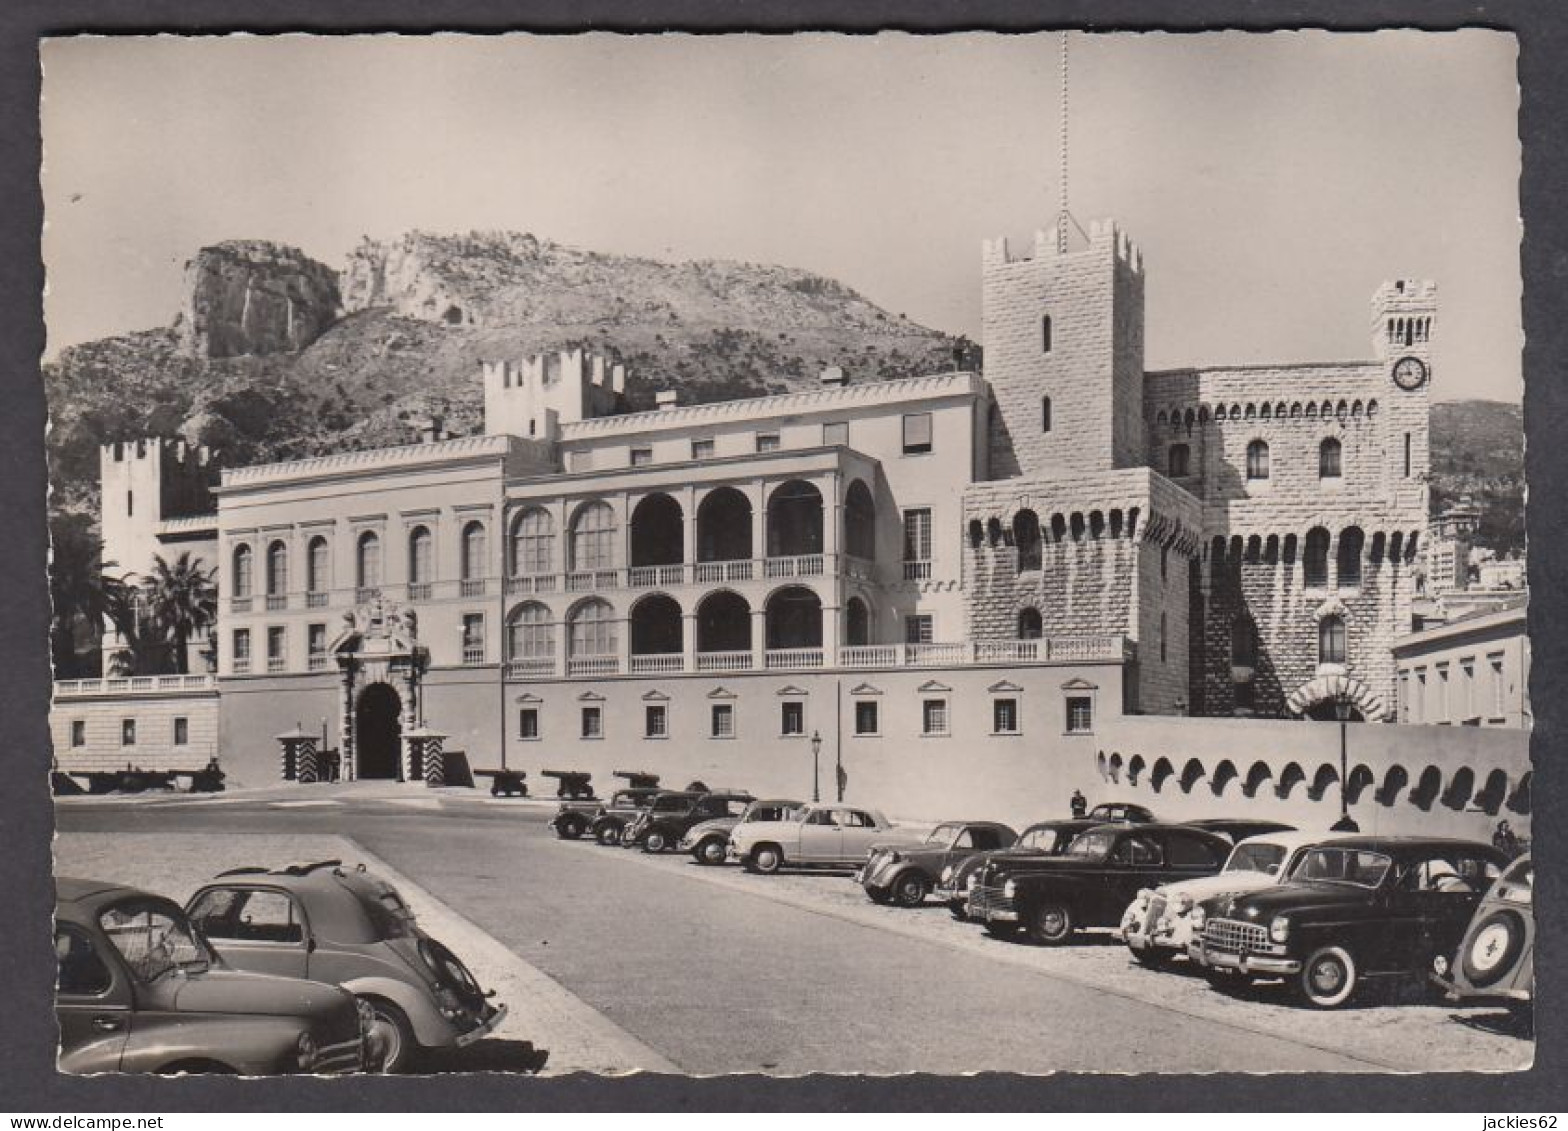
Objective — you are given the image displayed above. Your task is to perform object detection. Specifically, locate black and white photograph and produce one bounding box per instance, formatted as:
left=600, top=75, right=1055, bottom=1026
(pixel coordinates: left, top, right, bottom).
left=33, top=28, right=1534, bottom=1083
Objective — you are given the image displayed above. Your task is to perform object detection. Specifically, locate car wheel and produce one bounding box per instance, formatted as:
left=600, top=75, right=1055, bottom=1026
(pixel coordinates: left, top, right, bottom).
left=644, top=830, right=670, bottom=853
left=1296, top=945, right=1358, bottom=1008
left=1026, top=902, right=1075, bottom=945
left=362, top=997, right=416, bottom=1073
left=751, top=844, right=783, bottom=875
left=1460, top=910, right=1527, bottom=988
left=557, top=818, right=584, bottom=840
left=595, top=823, right=622, bottom=846
left=893, top=872, right=930, bottom=908
left=867, top=886, right=893, bottom=905
left=697, top=838, right=728, bottom=866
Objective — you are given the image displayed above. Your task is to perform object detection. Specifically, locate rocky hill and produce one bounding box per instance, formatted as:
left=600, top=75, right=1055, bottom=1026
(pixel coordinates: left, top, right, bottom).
left=1429, top=398, right=1525, bottom=557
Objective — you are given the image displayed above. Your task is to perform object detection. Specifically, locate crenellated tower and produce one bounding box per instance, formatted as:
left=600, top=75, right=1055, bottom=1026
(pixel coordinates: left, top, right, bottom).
left=482, top=348, right=627, bottom=442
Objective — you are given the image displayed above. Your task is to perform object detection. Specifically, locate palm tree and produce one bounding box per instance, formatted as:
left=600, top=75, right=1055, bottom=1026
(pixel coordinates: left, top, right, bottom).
left=47, top=515, right=125, bottom=677
left=143, top=552, right=217, bottom=675
left=101, top=571, right=156, bottom=674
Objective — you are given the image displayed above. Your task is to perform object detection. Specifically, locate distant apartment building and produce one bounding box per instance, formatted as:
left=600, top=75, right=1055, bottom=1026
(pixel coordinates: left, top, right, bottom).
left=1394, top=597, right=1530, bottom=729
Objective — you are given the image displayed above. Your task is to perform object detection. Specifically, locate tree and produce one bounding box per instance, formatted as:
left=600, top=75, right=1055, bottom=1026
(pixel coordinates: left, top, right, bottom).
left=142, top=552, right=217, bottom=675
left=47, top=514, right=123, bottom=678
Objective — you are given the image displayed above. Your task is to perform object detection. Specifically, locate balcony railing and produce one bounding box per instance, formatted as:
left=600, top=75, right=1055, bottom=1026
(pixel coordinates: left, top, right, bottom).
left=764, top=554, right=824, bottom=579
left=506, top=574, right=557, bottom=595
left=266, top=594, right=288, bottom=611
left=308, top=653, right=330, bottom=672
left=628, top=565, right=686, bottom=588
left=766, top=647, right=824, bottom=669
left=230, top=596, right=252, bottom=613
left=630, top=653, right=684, bottom=674
left=54, top=675, right=218, bottom=697
left=460, top=579, right=488, bottom=598
left=505, top=658, right=556, bottom=678
left=566, top=655, right=619, bottom=677
left=267, top=656, right=286, bottom=674
left=355, top=586, right=381, bottom=603
left=694, top=560, right=755, bottom=583
left=233, top=658, right=251, bottom=674
left=902, top=560, right=933, bottom=581
left=306, top=591, right=328, bottom=608
left=462, top=645, right=486, bottom=665
left=407, top=582, right=433, bottom=601
left=696, top=650, right=752, bottom=672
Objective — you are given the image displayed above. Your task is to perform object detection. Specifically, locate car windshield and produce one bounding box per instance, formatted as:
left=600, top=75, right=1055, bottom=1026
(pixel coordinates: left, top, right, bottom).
left=362, top=889, right=418, bottom=940
left=747, top=804, right=803, bottom=823
left=926, top=824, right=962, bottom=845
left=1290, top=847, right=1393, bottom=888
left=611, top=792, right=638, bottom=806
left=1019, top=826, right=1065, bottom=851
left=1226, top=842, right=1289, bottom=875
left=1066, top=830, right=1116, bottom=859
left=99, top=899, right=210, bottom=982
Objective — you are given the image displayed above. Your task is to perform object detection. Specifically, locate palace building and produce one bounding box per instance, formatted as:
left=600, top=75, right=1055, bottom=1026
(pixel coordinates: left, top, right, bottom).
left=54, top=218, right=1446, bottom=808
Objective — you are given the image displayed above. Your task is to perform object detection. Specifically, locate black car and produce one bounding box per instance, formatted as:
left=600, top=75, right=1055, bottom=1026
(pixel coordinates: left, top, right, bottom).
left=621, top=790, right=754, bottom=853
left=1088, top=802, right=1156, bottom=823
left=969, top=823, right=1231, bottom=944
left=1194, top=836, right=1507, bottom=1008
left=1182, top=818, right=1297, bottom=844
left=547, top=788, right=661, bottom=842
left=934, top=819, right=1101, bottom=920
left=590, top=788, right=676, bottom=845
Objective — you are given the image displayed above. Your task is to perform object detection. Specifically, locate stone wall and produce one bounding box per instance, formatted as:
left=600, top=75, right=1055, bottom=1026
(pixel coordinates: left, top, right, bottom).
left=53, top=692, right=219, bottom=774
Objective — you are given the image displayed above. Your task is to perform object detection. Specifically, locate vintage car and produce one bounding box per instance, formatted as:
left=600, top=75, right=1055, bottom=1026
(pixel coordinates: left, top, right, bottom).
left=186, top=860, right=504, bottom=1071
left=1181, top=818, right=1297, bottom=844
left=1087, top=802, right=1156, bottom=823
left=621, top=789, right=755, bottom=853
left=679, top=797, right=806, bottom=865
left=859, top=821, right=1018, bottom=907
left=969, top=823, right=1231, bottom=944
left=1193, top=836, right=1507, bottom=1008
left=548, top=786, right=663, bottom=841
left=1432, top=853, right=1533, bottom=1009
left=934, top=819, right=1102, bottom=920
left=1121, top=831, right=1319, bottom=968
left=56, top=876, right=374, bottom=1075
left=729, top=802, right=919, bottom=873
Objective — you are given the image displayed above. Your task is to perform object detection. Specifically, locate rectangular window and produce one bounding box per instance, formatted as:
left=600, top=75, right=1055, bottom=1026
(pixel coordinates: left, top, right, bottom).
left=462, top=613, right=485, bottom=664
left=581, top=706, right=603, bottom=739
left=1414, top=669, right=1427, bottom=723
left=992, top=698, right=1019, bottom=735
left=70, top=720, right=85, bottom=747
left=1041, top=396, right=1052, bottom=433
left=902, top=412, right=933, bottom=455
left=781, top=701, right=805, bottom=736
left=1233, top=679, right=1256, bottom=712
left=1041, top=314, right=1053, bottom=353
left=1435, top=663, right=1450, bottom=722
left=711, top=703, right=735, bottom=739
left=267, top=626, right=286, bottom=673
left=854, top=700, right=879, bottom=736
left=1489, top=653, right=1506, bottom=719
left=921, top=699, right=949, bottom=736
left=1461, top=659, right=1476, bottom=719
left=1404, top=432, right=1412, bottom=478
left=1066, top=696, right=1093, bottom=734
left=902, top=508, right=932, bottom=580
left=233, top=628, right=251, bottom=673
left=691, top=438, right=716, bottom=461
left=173, top=717, right=189, bottom=746
left=822, top=421, right=849, bottom=446
left=630, top=447, right=653, bottom=467
left=645, top=704, right=667, bottom=739
left=755, top=432, right=781, bottom=453
left=519, top=708, right=540, bottom=740
left=308, top=623, right=327, bottom=671
left=905, top=614, right=934, bottom=645
left=121, top=719, right=136, bottom=746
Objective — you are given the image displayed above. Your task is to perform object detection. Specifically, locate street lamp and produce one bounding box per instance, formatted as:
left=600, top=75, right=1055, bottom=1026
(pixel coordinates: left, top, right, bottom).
left=1331, top=698, right=1361, bottom=833
left=810, top=730, right=822, bottom=803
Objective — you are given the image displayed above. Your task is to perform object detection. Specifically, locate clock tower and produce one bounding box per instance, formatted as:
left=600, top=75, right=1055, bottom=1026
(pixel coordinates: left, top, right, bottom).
left=1371, top=277, right=1435, bottom=514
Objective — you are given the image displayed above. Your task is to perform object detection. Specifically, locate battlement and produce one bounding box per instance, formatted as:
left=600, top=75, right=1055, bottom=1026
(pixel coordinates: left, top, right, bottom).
left=1372, top=278, right=1438, bottom=308
left=481, top=349, right=627, bottom=397
left=482, top=348, right=627, bottom=441
left=101, top=437, right=213, bottom=469
left=981, top=217, right=1143, bottom=274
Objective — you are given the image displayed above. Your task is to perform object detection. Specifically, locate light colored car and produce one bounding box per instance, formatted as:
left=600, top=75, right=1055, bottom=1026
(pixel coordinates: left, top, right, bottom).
left=679, top=797, right=805, bottom=865
left=728, top=802, right=917, bottom=874
left=1121, top=831, right=1321, bottom=968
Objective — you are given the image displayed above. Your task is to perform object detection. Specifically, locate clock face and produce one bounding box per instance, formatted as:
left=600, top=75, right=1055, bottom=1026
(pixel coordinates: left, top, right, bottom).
left=1393, top=356, right=1428, bottom=391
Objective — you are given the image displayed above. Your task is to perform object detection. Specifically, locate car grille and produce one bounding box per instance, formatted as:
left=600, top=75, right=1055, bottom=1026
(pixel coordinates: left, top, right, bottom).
left=1204, top=917, right=1269, bottom=955
left=969, top=882, right=1013, bottom=917
left=315, top=1034, right=368, bottom=1074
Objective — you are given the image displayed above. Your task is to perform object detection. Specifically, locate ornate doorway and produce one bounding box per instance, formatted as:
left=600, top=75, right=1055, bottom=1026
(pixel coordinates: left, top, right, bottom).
left=355, top=682, right=403, bottom=779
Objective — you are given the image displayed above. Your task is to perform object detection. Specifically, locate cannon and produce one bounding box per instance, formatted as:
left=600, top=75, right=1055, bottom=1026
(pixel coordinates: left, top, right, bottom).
left=613, top=769, right=661, bottom=790
left=542, top=769, right=595, bottom=800
left=475, top=768, right=529, bottom=797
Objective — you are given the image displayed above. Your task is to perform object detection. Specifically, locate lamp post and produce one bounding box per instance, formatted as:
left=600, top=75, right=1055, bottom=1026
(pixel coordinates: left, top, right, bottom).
left=810, top=729, right=822, bottom=803
left=1331, top=699, right=1360, bottom=833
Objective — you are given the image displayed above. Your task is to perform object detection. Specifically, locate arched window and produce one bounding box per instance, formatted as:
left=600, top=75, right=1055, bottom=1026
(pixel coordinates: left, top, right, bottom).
left=232, top=544, right=253, bottom=597
left=510, top=508, right=555, bottom=576
left=1017, top=607, right=1043, bottom=640
left=1319, top=615, right=1347, bottom=665
left=568, top=598, right=616, bottom=657
left=461, top=521, right=487, bottom=581
left=1231, top=616, right=1257, bottom=668
left=306, top=536, right=330, bottom=595
left=265, top=541, right=287, bottom=596
left=506, top=602, right=554, bottom=661
left=1338, top=526, right=1365, bottom=588
left=1014, top=510, right=1042, bottom=572
left=408, top=526, right=433, bottom=585
left=570, top=502, right=617, bottom=571
left=1303, top=527, right=1330, bottom=588
left=844, top=481, right=876, bottom=561
left=1319, top=437, right=1342, bottom=479
left=1041, top=396, right=1052, bottom=433
left=356, top=531, right=381, bottom=589
left=1168, top=443, right=1190, bottom=478
left=1246, top=439, right=1270, bottom=481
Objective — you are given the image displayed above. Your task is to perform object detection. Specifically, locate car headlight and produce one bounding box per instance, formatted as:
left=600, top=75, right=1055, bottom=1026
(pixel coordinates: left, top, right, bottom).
left=1433, top=954, right=1450, bottom=976
left=941, top=865, right=954, bottom=883
left=1003, top=879, right=1016, bottom=899
left=295, top=1031, right=319, bottom=1072
left=1190, top=906, right=1207, bottom=932
left=1175, top=894, right=1194, bottom=916
left=1269, top=916, right=1290, bottom=944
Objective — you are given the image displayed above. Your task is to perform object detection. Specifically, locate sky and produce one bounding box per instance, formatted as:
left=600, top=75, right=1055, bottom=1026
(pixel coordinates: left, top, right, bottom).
left=39, top=31, right=1521, bottom=402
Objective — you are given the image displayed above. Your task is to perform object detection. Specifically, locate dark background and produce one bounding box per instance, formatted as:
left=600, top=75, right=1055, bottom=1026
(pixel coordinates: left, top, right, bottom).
left=2, top=0, right=1562, bottom=1112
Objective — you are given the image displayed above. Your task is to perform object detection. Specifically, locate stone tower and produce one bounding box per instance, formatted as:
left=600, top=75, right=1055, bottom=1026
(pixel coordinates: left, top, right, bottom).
left=1371, top=278, right=1435, bottom=515
left=981, top=219, right=1145, bottom=480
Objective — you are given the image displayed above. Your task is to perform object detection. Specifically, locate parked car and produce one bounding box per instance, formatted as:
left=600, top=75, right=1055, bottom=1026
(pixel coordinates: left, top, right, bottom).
left=1088, top=802, right=1156, bottom=823
left=679, top=797, right=806, bottom=865
left=935, top=819, right=1102, bottom=920
left=1181, top=818, right=1297, bottom=844
left=859, top=821, right=1018, bottom=907
left=186, top=859, right=504, bottom=1071
left=969, top=823, right=1231, bottom=944
left=1431, top=853, right=1533, bottom=1010
left=1193, top=836, right=1506, bottom=1008
left=548, top=786, right=662, bottom=841
left=729, top=802, right=918, bottom=873
left=592, top=788, right=670, bottom=845
left=622, top=789, right=754, bottom=853
left=1122, top=831, right=1320, bottom=968
left=55, top=876, right=374, bottom=1075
